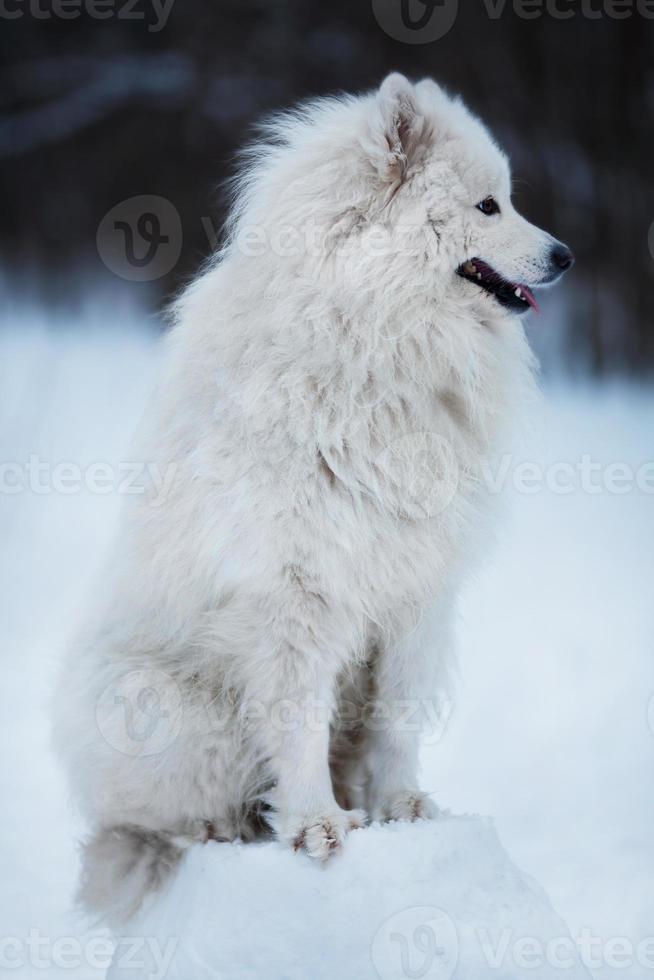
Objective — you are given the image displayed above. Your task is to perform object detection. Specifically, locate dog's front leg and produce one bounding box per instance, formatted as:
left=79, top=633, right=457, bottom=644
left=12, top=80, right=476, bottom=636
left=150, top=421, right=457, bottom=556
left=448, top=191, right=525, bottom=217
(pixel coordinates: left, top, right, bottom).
left=365, top=598, right=455, bottom=823
left=269, top=680, right=365, bottom=860
left=251, top=602, right=365, bottom=859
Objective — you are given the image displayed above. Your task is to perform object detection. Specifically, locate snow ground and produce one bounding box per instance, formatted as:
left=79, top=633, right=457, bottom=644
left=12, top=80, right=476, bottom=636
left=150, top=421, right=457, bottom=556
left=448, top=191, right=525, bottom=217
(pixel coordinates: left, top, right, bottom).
left=0, top=302, right=652, bottom=979
left=108, top=819, right=592, bottom=980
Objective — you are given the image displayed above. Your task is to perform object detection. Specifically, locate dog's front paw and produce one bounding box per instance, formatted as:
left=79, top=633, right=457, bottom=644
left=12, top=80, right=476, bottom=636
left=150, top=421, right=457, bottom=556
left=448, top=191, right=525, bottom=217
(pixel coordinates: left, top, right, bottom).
left=281, top=808, right=366, bottom=861
left=372, top=790, right=438, bottom=824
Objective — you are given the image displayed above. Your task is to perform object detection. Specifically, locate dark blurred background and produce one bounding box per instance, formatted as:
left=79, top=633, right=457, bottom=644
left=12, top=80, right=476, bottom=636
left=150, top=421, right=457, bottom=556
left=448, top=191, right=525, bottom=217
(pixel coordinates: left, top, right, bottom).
left=1, top=0, right=652, bottom=373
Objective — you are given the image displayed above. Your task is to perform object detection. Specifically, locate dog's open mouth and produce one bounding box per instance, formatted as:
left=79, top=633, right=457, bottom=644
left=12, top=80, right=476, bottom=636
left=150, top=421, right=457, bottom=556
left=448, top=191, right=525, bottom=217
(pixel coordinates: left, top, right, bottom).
left=457, top=258, right=540, bottom=314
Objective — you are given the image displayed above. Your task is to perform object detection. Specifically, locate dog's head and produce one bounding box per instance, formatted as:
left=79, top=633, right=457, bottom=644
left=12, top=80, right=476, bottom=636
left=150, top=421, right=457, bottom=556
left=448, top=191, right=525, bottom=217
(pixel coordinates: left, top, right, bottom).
left=359, top=73, right=574, bottom=316
left=230, top=73, right=573, bottom=320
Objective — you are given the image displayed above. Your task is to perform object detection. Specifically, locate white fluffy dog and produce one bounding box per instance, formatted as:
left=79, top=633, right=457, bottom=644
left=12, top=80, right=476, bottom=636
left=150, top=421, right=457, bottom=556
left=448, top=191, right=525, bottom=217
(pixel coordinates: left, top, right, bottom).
left=54, top=73, right=573, bottom=925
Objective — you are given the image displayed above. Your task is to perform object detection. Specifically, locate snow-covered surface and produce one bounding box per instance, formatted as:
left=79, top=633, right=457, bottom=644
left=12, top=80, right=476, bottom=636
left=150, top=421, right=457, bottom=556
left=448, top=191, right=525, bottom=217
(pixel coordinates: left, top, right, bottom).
left=108, top=818, right=591, bottom=980
left=1, top=301, right=652, bottom=979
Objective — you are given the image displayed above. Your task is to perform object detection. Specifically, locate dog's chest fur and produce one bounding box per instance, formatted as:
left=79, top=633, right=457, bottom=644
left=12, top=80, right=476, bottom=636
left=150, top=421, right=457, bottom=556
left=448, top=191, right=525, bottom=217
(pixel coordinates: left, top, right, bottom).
left=200, top=310, right=531, bottom=632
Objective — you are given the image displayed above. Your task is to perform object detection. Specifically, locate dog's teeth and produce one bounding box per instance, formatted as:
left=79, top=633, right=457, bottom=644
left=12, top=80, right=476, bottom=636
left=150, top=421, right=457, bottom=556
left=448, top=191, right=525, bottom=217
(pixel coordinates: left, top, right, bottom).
left=463, top=261, right=477, bottom=275
left=477, top=273, right=482, bottom=280
left=515, top=288, right=522, bottom=298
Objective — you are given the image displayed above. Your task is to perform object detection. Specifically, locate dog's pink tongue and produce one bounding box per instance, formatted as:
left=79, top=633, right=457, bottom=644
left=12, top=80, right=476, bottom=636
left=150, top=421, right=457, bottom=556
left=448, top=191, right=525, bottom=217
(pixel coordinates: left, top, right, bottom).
left=520, top=285, right=540, bottom=313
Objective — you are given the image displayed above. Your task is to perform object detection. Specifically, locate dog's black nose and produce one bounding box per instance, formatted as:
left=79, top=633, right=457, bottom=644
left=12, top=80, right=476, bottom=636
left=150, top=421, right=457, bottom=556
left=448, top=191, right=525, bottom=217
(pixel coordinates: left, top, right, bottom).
left=551, top=243, right=574, bottom=271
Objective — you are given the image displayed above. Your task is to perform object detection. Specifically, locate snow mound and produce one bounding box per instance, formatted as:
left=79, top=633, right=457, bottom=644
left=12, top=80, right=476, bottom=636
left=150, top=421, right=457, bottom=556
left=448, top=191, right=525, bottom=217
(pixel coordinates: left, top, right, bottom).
left=108, top=816, right=591, bottom=980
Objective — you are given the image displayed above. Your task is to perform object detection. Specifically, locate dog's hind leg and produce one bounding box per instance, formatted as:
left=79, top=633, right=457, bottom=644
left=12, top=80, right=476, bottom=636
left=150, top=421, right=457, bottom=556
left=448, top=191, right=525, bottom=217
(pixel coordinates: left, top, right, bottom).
left=330, top=661, right=375, bottom=812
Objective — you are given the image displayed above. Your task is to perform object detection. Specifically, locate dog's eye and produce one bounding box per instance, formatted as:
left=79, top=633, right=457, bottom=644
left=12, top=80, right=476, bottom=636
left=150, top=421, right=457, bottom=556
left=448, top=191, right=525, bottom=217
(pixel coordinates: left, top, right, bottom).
left=476, top=196, right=500, bottom=216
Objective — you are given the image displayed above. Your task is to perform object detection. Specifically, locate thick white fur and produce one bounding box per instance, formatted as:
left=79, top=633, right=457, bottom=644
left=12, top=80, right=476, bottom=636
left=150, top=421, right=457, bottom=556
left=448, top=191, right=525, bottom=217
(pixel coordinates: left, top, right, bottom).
left=54, top=74, right=563, bottom=926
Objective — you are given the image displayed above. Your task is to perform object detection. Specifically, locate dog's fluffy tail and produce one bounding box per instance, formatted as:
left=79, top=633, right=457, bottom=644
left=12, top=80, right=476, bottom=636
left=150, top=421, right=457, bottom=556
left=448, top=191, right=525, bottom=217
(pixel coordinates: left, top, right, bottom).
left=78, top=824, right=199, bottom=928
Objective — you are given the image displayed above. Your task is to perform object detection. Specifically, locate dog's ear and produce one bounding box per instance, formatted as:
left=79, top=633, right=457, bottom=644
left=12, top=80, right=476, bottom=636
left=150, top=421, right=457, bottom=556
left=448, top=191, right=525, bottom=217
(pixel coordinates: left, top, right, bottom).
left=366, top=73, right=426, bottom=183
left=414, top=77, right=444, bottom=101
